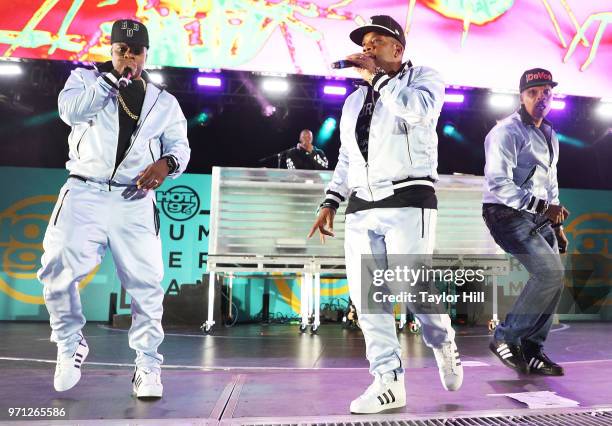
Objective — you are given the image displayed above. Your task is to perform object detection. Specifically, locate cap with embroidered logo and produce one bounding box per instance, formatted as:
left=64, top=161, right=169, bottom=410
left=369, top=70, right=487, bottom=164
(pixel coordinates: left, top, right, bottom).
left=350, top=15, right=405, bottom=47
left=519, top=68, right=558, bottom=92
left=111, top=19, right=149, bottom=48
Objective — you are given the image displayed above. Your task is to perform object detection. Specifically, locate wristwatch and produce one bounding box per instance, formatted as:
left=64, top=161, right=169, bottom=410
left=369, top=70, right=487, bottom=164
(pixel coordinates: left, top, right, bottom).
left=162, top=155, right=178, bottom=174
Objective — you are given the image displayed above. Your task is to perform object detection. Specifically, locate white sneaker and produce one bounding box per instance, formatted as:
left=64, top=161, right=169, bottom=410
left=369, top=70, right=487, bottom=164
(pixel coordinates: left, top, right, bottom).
left=132, top=367, right=163, bottom=398
left=350, top=371, right=406, bottom=414
left=433, top=340, right=463, bottom=391
left=53, top=337, right=89, bottom=392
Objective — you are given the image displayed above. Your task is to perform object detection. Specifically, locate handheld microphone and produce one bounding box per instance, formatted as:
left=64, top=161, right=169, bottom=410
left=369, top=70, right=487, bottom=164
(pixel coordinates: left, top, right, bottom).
left=118, top=67, right=133, bottom=88
left=331, top=60, right=359, bottom=69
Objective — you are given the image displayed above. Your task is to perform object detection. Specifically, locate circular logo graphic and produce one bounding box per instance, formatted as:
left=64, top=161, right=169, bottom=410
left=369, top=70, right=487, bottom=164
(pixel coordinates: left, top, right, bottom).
left=156, top=185, right=201, bottom=221
left=0, top=195, right=97, bottom=305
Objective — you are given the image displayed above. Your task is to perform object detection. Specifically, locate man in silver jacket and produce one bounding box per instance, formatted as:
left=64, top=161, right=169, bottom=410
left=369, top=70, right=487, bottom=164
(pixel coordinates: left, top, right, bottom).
left=309, top=15, right=462, bottom=414
left=483, top=68, right=569, bottom=377
left=37, top=19, right=190, bottom=398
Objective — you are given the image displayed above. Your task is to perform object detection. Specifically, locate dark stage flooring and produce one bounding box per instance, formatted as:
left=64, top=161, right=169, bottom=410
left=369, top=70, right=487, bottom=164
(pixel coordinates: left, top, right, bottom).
left=0, top=321, right=611, bottom=425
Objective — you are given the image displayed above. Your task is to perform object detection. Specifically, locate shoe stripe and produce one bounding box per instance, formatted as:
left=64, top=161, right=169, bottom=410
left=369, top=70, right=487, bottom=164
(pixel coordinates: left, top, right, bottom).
left=79, top=341, right=87, bottom=347
left=529, top=358, right=536, bottom=368
left=383, top=393, right=390, bottom=404
left=497, top=344, right=508, bottom=352
left=498, top=348, right=511, bottom=356
left=537, top=361, right=543, bottom=369
left=456, top=362, right=461, bottom=366
left=377, top=395, right=384, bottom=405
left=75, top=354, right=83, bottom=359
left=501, top=353, right=513, bottom=359
left=388, top=389, right=396, bottom=403
left=74, top=364, right=80, bottom=369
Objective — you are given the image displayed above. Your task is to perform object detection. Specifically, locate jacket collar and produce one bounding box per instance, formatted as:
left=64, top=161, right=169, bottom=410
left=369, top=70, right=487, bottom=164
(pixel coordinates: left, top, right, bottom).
left=354, top=60, right=413, bottom=87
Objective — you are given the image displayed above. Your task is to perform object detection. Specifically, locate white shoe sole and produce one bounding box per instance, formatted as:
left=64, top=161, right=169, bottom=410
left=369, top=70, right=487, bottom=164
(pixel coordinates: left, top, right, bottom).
left=350, top=400, right=406, bottom=414
left=134, top=384, right=163, bottom=399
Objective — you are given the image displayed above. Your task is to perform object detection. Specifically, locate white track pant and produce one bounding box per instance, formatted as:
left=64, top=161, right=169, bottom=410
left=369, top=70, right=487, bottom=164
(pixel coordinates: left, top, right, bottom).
left=38, top=178, right=164, bottom=371
left=345, top=207, right=454, bottom=376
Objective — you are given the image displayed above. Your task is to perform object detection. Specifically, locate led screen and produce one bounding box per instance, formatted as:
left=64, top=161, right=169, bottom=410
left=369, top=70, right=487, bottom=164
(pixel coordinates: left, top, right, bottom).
left=0, top=1, right=610, bottom=97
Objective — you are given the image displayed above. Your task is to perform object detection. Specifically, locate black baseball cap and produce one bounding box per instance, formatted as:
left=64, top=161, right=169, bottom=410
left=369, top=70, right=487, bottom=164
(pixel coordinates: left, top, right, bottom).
left=519, top=68, right=558, bottom=92
left=111, top=19, right=149, bottom=48
left=350, top=15, right=405, bottom=47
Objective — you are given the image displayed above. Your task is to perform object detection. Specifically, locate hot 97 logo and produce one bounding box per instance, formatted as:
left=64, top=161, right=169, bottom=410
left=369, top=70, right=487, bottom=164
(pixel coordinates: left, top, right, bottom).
left=156, top=186, right=200, bottom=221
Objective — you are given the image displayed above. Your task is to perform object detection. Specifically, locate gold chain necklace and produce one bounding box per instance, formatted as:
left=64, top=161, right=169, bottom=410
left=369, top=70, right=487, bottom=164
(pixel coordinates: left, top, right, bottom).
left=117, top=79, right=146, bottom=121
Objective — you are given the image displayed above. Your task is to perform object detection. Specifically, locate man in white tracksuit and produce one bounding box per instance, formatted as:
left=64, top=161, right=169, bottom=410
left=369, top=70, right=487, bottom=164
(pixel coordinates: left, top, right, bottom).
left=309, top=16, right=462, bottom=414
left=37, top=19, right=190, bottom=398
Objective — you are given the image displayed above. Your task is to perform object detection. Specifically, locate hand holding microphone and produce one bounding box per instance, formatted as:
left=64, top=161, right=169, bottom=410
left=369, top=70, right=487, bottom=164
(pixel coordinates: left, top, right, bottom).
left=332, top=54, right=379, bottom=84
left=118, top=66, right=133, bottom=88
left=331, top=60, right=359, bottom=69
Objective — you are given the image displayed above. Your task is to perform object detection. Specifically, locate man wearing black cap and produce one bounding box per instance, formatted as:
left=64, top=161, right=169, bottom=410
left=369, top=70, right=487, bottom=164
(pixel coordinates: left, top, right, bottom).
left=38, top=19, right=190, bottom=398
left=284, top=129, right=329, bottom=170
left=308, top=16, right=462, bottom=414
left=483, top=68, right=569, bottom=377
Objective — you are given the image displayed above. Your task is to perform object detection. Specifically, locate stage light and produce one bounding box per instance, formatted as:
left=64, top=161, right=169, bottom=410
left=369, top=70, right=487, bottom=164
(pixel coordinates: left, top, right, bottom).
left=323, top=85, right=347, bottom=96
left=489, top=93, right=516, bottom=109
left=262, top=78, right=289, bottom=94
left=147, top=72, right=163, bottom=84
left=551, top=99, right=566, bottom=110
left=188, top=110, right=213, bottom=128
left=23, top=110, right=59, bottom=127
left=317, top=117, right=337, bottom=145
left=197, top=75, right=222, bottom=87
left=442, top=124, right=465, bottom=143
left=0, top=63, right=22, bottom=76
left=445, top=93, right=465, bottom=103
left=597, top=99, right=612, bottom=118
left=557, top=133, right=586, bottom=148
left=262, top=105, right=276, bottom=117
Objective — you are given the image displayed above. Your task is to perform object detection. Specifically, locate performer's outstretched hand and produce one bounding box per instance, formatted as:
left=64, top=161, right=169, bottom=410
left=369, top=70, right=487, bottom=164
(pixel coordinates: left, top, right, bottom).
left=137, top=159, right=170, bottom=190
left=308, top=207, right=336, bottom=244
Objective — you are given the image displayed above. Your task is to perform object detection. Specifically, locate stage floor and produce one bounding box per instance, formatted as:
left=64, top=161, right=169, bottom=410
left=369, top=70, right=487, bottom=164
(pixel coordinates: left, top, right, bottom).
left=0, top=321, right=611, bottom=425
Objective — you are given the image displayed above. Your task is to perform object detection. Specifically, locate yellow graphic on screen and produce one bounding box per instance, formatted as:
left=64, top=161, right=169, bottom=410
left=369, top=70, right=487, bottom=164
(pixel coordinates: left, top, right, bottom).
left=0, top=195, right=98, bottom=305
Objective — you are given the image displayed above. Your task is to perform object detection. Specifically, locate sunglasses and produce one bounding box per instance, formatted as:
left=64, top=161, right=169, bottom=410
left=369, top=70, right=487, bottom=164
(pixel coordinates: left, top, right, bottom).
left=113, top=44, right=145, bottom=56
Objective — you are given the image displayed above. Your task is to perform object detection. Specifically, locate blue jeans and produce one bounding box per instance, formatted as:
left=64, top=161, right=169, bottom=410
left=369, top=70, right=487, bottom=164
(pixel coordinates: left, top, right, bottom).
left=482, top=204, right=564, bottom=351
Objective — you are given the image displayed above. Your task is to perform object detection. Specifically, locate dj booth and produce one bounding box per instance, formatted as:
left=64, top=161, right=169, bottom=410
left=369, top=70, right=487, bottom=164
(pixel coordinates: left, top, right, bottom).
left=204, top=167, right=509, bottom=333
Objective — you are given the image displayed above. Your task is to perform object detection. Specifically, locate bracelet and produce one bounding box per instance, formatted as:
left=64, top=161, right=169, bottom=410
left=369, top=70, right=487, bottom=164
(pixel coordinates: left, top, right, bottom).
left=317, top=202, right=337, bottom=215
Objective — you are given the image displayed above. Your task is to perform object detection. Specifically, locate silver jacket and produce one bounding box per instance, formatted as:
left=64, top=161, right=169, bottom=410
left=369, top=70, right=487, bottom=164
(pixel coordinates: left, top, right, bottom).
left=323, top=63, right=445, bottom=207
left=483, top=108, right=560, bottom=212
left=58, top=64, right=191, bottom=184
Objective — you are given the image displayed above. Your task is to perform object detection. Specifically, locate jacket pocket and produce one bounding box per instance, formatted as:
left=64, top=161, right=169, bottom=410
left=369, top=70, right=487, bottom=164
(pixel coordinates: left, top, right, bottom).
left=520, top=165, right=537, bottom=187
left=402, top=122, right=412, bottom=164
left=75, top=128, right=88, bottom=159
left=153, top=200, right=160, bottom=236
left=53, top=189, right=70, bottom=226
left=148, top=139, right=157, bottom=163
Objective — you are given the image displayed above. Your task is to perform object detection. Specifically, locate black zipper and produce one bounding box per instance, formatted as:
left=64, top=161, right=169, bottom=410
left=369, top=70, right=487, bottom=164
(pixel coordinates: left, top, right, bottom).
left=76, top=128, right=88, bottom=158
left=521, top=165, right=537, bottom=187
left=53, top=189, right=70, bottom=226
left=402, top=122, right=412, bottom=164
left=148, top=139, right=155, bottom=162
left=109, top=91, right=162, bottom=190
left=421, top=208, right=425, bottom=238
left=365, top=163, right=374, bottom=200
left=153, top=200, right=160, bottom=236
